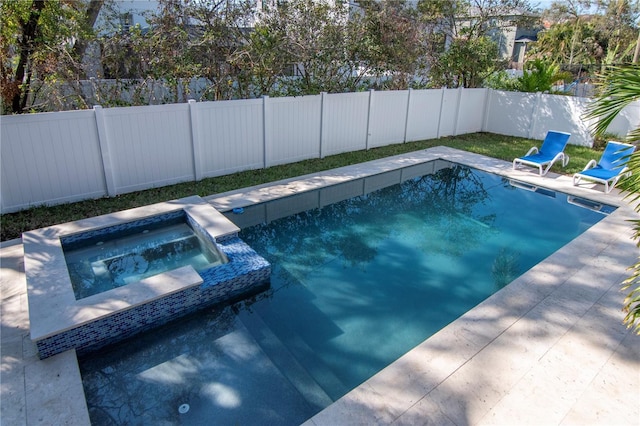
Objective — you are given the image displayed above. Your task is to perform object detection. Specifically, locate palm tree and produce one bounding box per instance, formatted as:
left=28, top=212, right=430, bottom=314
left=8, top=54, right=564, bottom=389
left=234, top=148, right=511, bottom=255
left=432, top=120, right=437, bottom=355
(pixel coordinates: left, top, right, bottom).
left=518, top=59, right=571, bottom=93
left=585, top=64, right=640, bottom=334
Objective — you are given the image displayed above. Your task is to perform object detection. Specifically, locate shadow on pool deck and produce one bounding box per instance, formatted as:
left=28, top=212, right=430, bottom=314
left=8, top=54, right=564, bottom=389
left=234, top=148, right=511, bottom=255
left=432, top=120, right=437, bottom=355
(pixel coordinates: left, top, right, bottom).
left=1, top=147, right=639, bottom=425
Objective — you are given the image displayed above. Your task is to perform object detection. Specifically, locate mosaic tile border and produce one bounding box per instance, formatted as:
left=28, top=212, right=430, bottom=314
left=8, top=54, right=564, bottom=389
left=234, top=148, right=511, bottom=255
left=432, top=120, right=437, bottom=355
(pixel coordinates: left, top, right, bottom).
left=60, top=210, right=185, bottom=248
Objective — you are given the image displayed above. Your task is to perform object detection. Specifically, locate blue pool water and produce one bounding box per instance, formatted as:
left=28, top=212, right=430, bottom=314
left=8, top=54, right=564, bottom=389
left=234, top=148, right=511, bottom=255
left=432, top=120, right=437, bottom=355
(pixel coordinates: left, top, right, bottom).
left=79, top=162, right=613, bottom=425
left=63, top=214, right=228, bottom=299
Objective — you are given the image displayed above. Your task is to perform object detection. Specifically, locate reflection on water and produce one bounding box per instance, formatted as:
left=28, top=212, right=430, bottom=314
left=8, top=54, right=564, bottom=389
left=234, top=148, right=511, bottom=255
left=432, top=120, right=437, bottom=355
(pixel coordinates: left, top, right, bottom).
left=492, top=247, right=521, bottom=290
left=243, top=165, right=499, bottom=284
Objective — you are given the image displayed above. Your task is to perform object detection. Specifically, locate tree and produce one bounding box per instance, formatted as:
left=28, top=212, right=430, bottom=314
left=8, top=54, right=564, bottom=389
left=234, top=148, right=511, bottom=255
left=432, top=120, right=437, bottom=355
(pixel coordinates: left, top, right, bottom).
left=247, top=0, right=357, bottom=96
left=529, top=20, right=594, bottom=65
left=2, top=0, right=46, bottom=113
left=419, top=0, right=537, bottom=88
left=585, top=65, right=640, bottom=333
left=72, top=0, right=105, bottom=62
left=536, top=0, right=594, bottom=65
left=132, top=0, right=199, bottom=103
left=517, top=59, right=571, bottom=92
left=0, top=0, right=104, bottom=114
left=97, top=0, right=254, bottom=104
left=483, top=69, right=522, bottom=90
left=235, top=0, right=362, bottom=96
left=233, top=0, right=430, bottom=96
left=187, top=0, right=254, bottom=101
left=531, top=0, right=640, bottom=67
left=596, top=0, right=640, bottom=63
left=429, top=35, right=500, bottom=88
left=231, top=22, right=291, bottom=98
left=355, top=0, right=427, bottom=89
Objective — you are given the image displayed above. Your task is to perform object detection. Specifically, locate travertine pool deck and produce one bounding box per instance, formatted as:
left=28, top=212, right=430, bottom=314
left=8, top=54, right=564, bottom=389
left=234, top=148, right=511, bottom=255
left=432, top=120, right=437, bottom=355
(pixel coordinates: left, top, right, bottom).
left=2, top=147, right=639, bottom=425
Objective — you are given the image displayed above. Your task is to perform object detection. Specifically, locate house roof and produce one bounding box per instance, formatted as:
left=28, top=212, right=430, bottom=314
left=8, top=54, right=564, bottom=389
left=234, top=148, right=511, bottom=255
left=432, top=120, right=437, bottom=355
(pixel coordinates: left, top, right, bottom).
left=515, top=35, right=537, bottom=43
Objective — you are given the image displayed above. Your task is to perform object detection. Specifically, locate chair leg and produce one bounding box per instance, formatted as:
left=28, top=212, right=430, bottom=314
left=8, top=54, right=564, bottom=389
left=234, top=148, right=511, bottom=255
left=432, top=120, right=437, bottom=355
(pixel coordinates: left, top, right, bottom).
left=541, top=163, right=552, bottom=176
left=605, top=177, right=620, bottom=194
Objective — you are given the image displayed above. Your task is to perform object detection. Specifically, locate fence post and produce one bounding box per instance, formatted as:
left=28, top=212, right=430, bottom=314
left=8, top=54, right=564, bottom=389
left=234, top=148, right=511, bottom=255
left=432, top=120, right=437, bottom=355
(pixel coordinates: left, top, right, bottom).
left=365, top=89, right=374, bottom=150
left=262, top=95, right=270, bottom=168
left=188, top=99, right=203, bottom=181
left=453, top=86, right=463, bottom=136
left=320, top=92, right=326, bottom=159
left=177, top=79, right=184, bottom=103
left=482, top=88, right=492, bottom=132
left=436, top=87, right=446, bottom=138
left=528, top=92, right=543, bottom=139
left=94, top=105, right=117, bottom=197
left=403, top=88, right=412, bottom=143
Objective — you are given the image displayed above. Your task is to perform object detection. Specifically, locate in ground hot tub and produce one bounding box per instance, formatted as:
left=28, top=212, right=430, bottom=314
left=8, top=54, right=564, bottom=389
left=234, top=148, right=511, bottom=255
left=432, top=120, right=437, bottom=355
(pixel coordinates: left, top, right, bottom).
left=23, top=196, right=270, bottom=359
left=62, top=210, right=230, bottom=299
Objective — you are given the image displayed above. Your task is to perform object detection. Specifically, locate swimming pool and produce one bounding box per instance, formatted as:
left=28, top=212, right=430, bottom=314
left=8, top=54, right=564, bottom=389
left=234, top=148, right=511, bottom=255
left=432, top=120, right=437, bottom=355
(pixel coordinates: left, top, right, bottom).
left=79, top=161, right=614, bottom=425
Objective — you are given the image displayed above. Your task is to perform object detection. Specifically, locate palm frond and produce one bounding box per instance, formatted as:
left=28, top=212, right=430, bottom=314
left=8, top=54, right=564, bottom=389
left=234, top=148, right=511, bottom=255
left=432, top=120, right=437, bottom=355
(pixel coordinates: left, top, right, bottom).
left=622, top=247, right=640, bottom=335
left=584, top=65, right=640, bottom=138
left=587, top=65, right=640, bottom=334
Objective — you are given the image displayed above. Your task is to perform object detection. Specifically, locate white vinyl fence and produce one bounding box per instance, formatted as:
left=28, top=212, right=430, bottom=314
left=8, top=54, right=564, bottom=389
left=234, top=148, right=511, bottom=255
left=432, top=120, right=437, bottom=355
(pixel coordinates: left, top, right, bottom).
left=2, top=88, right=639, bottom=214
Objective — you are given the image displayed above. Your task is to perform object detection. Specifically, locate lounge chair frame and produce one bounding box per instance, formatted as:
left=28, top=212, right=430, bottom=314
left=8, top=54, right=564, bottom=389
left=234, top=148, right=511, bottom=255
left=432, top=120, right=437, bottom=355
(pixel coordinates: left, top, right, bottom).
left=572, top=141, right=635, bottom=193
left=513, top=130, right=571, bottom=176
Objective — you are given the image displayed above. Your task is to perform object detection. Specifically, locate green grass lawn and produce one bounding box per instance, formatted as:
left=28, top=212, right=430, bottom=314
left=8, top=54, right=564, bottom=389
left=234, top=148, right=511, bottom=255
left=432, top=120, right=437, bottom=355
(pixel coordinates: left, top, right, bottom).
left=0, top=132, right=605, bottom=242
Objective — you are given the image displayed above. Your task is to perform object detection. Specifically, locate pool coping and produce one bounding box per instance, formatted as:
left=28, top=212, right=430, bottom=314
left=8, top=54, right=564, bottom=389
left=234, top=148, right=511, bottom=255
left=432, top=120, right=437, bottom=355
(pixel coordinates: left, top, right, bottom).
left=3, top=146, right=639, bottom=425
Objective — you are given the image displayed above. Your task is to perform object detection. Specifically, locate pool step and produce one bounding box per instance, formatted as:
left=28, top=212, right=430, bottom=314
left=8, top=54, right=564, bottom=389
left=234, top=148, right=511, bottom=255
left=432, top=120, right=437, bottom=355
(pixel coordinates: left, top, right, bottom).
left=240, top=307, right=350, bottom=401
left=238, top=309, right=343, bottom=409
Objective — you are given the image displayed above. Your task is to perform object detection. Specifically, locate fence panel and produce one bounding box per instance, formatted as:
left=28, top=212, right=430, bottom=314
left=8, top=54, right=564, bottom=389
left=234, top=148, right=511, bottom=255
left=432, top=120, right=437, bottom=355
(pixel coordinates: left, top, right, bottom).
left=484, top=90, right=536, bottom=138
left=608, top=100, right=640, bottom=138
left=456, top=89, right=487, bottom=135
left=532, top=94, right=592, bottom=146
left=405, top=89, right=443, bottom=142
left=266, top=95, right=322, bottom=167
left=0, top=110, right=105, bottom=213
left=101, top=104, right=194, bottom=194
left=321, top=91, right=369, bottom=157
left=192, top=99, right=264, bottom=178
left=438, top=89, right=461, bottom=137
left=368, top=90, right=409, bottom=148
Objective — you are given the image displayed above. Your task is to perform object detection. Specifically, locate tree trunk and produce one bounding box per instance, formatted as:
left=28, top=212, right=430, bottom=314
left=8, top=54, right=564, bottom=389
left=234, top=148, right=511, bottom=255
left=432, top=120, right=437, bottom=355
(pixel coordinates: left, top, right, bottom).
left=11, top=0, right=45, bottom=113
left=633, top=29, right=640, bottom=64
left=72, top=0, right=105, bottom=66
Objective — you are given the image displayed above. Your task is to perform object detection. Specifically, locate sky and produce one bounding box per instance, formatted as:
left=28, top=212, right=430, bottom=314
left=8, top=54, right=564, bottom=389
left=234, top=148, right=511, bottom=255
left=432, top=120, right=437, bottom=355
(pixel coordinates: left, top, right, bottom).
left=534, top=0, right=558, bottom=11
left=532, top=0, right=602, bottom=14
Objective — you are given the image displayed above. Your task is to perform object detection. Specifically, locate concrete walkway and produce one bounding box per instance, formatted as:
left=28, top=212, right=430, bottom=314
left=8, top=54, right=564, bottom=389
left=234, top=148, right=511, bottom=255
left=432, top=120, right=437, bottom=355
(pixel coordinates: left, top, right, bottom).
left=2, top=147, right=639, bottom=425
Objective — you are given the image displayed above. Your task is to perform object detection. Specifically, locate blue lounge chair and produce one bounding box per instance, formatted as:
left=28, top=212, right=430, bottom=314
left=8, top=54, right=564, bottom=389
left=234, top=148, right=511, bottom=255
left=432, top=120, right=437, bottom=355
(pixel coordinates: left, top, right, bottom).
left=513, top=130, right=571, bottom=176
left=572, top=141, right=635, bottom=193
